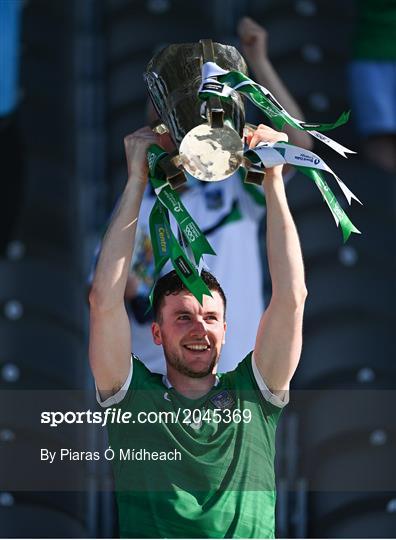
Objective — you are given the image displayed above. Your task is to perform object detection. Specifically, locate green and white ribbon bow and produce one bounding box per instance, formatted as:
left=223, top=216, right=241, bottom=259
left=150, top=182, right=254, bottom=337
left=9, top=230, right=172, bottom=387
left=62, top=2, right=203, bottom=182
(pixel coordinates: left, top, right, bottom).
left=198, top=60, right=362, bottom=241
left=246, top=142, right=362, bottom=242
left=147, top=144, right=216, bottom=305
left=199, top=61, right=355, bottom=158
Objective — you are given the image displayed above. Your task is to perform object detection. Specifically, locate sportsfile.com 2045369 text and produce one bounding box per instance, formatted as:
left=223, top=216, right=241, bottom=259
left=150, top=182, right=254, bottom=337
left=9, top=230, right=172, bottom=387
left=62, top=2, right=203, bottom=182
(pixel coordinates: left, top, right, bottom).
left=40, top=408, right=252, bottom=427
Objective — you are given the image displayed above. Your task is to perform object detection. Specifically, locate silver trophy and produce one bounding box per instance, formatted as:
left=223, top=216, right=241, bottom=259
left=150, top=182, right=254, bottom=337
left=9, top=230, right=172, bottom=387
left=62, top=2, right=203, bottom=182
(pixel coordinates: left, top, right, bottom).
left=144, top=39, right=263, bottom=188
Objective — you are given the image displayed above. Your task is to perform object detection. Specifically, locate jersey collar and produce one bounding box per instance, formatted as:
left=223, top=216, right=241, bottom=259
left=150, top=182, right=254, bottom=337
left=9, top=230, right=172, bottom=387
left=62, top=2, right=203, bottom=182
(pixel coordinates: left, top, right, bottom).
left=162, top=374, right=220, bottom=389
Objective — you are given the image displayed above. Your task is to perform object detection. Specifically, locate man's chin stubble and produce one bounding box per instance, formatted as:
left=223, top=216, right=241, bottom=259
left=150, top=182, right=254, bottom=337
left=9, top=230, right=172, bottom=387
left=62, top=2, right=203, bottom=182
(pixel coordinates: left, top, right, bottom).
left=165, top=353, right=217, bottom=378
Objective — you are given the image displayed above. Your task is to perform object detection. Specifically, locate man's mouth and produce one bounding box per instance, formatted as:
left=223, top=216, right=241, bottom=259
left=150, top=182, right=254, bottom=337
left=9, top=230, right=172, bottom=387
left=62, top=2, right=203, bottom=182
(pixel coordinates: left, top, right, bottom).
left=183, top=344, right=210, bottom=352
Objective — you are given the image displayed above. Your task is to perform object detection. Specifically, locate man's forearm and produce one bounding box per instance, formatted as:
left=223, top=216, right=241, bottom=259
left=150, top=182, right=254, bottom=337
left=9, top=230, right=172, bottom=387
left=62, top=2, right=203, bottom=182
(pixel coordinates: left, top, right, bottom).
left=89, top=176, right=146, bottom=311
left=263, top=169, right=307, bottom=304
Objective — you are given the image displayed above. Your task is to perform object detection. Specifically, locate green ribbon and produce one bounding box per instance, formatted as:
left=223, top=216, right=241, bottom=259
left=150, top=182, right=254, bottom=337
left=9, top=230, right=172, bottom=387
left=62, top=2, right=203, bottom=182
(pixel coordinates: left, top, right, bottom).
left=150, top=176, right=216, bottom=265
left=199, top=63, right=355, bottom=157
left=147, top=144, right=214, bottom=305
left=245, top=146, right=360, bottom=243
left=296, top=167, right=360, bottom=243
left=199, top=69, right=350, bottom=134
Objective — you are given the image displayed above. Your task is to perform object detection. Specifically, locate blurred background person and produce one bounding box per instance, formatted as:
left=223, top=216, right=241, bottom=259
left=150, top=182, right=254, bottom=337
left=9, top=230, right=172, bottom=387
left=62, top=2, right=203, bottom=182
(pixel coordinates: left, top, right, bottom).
left=347, top=0, right=396, bottom=173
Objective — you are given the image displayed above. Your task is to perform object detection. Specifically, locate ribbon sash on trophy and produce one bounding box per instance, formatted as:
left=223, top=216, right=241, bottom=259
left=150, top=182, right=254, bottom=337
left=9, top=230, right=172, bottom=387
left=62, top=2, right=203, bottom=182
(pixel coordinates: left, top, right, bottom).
left=147, top=144, right=215, bottom=305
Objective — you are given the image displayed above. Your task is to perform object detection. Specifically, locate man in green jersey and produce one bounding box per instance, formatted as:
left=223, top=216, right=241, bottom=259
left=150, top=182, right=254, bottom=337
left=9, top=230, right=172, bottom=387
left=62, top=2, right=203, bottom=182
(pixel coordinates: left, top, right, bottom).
left=89, top=124, right=307, bottom=538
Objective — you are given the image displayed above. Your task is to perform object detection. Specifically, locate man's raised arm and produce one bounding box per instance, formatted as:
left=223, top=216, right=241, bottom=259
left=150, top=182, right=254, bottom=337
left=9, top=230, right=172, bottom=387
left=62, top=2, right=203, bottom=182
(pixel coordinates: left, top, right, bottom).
left=250, top=125, right=308, bottom=396
left=89, top=127, right=158, bottom=400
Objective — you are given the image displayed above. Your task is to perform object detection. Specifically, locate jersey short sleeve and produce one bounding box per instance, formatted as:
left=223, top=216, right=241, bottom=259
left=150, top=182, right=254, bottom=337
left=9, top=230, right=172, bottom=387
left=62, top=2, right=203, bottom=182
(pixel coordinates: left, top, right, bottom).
left=224, top=352, right=289, bottom=424
left=95, top=356, right=133, bottom=408
left=252, top=352, right=290, bottom=408
left=95, top=354, right=152, bottom=409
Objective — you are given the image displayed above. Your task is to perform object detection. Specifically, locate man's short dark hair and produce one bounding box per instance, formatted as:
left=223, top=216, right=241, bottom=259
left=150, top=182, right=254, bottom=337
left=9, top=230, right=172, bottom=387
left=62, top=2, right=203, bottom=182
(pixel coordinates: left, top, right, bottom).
left=152, top=270, right=227, bottom=322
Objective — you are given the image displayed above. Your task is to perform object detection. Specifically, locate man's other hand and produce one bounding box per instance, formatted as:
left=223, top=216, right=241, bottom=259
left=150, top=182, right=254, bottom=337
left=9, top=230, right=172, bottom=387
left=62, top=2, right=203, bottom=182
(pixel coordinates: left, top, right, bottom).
left=246, top=124, right=288, bottom=176
left=246, top=124, right=288, bottom=149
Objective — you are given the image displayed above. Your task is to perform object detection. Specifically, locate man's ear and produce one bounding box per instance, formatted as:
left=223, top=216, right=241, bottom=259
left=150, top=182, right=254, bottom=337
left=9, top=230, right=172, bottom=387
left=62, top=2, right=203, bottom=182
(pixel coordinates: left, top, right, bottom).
left=152, top=321, right=162, bottom=346
left=222, top=321, right=227, bottom=345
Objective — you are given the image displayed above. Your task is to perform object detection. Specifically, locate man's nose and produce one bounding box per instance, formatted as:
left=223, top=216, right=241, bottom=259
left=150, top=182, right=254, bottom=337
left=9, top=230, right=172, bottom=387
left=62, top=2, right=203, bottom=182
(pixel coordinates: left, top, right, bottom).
left=189, top=318, right=207, bottom=337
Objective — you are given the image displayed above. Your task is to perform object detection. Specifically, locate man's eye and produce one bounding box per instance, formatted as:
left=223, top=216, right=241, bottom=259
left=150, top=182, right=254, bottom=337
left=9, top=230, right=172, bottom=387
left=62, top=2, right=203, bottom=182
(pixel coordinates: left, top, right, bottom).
left=178, top=315, right=190, bottom=321
left=205, top=315, right=218, bottom=321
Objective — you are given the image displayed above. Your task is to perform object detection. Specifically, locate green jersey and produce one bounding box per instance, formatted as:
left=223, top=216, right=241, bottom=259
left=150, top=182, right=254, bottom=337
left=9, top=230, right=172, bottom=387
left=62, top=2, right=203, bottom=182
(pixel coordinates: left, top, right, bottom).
left=106, top=352, right=286, bottom=538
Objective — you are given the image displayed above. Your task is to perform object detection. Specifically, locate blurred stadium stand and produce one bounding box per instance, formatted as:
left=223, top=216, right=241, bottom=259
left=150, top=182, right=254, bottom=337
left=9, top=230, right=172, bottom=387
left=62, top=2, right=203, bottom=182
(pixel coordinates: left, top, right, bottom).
left=0, top=0, right=98, bottom=537
left=1, top=0, right=395, bottom=538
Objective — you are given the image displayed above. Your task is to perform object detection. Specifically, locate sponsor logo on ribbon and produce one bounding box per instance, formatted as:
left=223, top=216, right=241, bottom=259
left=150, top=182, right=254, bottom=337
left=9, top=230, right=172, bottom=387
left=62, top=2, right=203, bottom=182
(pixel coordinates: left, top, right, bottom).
left=155, top=225, right=170, bottom=256
left=174, top=255, right=193, bottom=278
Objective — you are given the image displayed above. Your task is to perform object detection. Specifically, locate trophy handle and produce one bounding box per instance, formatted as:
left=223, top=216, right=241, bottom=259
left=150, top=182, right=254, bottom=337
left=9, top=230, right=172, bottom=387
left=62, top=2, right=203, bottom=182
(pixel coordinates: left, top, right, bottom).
left=151, top=121, right=169, bottom=135
left=242, top=124, right=265, bottom=185
left=243, top=122, right=257, bottom=140
left=243, top=157, right=266, bottom=186
left=200, top=39, right=224, bottom=129
left=157, top=151, right=187, bottom=190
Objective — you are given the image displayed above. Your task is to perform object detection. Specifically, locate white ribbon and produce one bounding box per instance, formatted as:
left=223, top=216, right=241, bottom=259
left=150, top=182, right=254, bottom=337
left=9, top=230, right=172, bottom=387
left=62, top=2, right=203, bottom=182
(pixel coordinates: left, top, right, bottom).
left=249, top=142, right=362, bottom=206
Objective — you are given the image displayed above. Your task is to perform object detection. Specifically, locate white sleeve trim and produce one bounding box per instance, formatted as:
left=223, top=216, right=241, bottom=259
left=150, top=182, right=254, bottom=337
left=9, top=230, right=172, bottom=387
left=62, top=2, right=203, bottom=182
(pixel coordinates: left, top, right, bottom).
left=251, top=353, right=289, bottom=408
left=96, top=356, right=133, bottom=408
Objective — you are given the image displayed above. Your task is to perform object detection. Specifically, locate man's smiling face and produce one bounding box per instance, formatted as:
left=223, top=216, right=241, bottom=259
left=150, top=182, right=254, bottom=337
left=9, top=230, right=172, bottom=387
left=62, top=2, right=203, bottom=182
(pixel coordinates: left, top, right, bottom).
left=152, top=290, right=226, bottom=378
